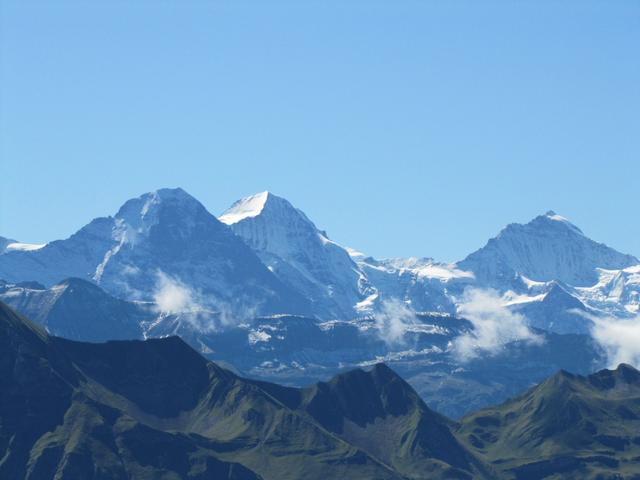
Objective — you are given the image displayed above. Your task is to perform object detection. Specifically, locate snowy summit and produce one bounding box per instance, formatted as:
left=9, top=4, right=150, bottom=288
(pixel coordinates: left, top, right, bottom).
left=219, top=191, right=271, bottom=225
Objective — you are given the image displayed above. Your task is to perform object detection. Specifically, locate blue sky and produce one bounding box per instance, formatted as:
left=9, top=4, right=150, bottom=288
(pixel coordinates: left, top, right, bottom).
left=1, top=1, right=638, bottom=261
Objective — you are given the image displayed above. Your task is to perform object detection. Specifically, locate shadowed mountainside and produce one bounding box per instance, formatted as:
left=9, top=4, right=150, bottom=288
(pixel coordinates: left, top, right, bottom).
left=458, top=364, right=640, bottom=479
left=2, top=299, right=637, bottom=479
left=0, top=301, right=491, bottom=480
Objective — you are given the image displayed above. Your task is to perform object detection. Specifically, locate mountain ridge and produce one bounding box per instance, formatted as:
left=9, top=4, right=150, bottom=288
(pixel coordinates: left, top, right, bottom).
left=0, top=188, right=312, bottom=319
left=458, top=210, right=639, bottom=287
left=1, top=300, right=637, bottom=479
left=0, top=300, right=492, bottom=479
left=1, top=193, right=635, bottom=341
left=458, top=362, right=640, bottom=478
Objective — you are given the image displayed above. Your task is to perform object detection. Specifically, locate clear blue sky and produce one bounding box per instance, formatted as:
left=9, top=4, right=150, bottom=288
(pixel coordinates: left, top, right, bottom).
left=1, top=1, right=638, bottom=262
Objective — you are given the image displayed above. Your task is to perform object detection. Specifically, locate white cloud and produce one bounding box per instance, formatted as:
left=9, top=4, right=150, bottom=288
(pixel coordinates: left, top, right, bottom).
left=453, top=288, right=543, bottom=362
left=213, top=297, right=258, bottom=329
left=120, top=264, right=141, bottom=276
left=152, top=271, right=220, bottom=332
left=373, top=298, right=417, bottom=345
left=588, top=313, right=640, bottom=368
left=151, top=271, right=258, bottom=332
left=153, top=271, right=202, bottom=314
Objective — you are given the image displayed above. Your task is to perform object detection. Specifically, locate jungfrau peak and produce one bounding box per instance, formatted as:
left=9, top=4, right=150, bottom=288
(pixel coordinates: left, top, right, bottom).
left=457, top=210, right=639, bottom=287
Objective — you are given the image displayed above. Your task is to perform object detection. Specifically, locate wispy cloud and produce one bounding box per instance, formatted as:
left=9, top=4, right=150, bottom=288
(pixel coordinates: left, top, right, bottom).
left=584, top=312, right=640, bottom=368
left=373, top=298, right=417, bottom=345
left=152, top=271, right=220, bottom=332
left=151, top=271, right=259, bottom=332
left=214, top=296, right=259, bottom=329
left=453, top=288, right=543, bottom=362
left=153, top=271, right=203, bottom=314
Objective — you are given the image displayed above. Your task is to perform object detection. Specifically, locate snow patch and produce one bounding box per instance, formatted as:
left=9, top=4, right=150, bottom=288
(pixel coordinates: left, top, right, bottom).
left=5, top=242, right=46, bottom=252
left=414, top=264, right=475, bottom=281
left=219, top=191, right=269, bottom=225
left=519, top=275, right=548, bottom=289
left=355, top=293, right=379, bottom=312
left=502, top=291, right=546, bottom=306
left=375, top=257, right=473, bottom=281
left=345, top=247, right=366, bottom=260
left=544, top=210, right=583, bottom=235
left=248, top=329, right=272, bottom=345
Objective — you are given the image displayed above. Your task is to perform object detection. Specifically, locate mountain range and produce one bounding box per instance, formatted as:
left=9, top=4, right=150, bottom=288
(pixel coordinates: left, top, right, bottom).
left=0, top=189, right=310, bottom=319
left=0, top=274, right=604, bottom=418
left=458, top=363, right=640, bottom=478
left=0, top=187, right=638, bottom=417
left=2, top=188, right=638, bottom=326
left=2, top=300, right=638, bottom=480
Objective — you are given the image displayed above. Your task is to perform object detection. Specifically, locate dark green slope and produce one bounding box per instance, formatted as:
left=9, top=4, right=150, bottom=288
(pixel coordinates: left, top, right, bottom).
left=0, top=302, right=258, bottom=479
left=55, top=337, right=401, bottom=479
left=0, top=300, right=79, bottom=478
left=10, top=295, right=636, bottom=480
left=255, top=364, right=492, bottom=479
left=457, top=364, right=640, bottom=479
left=0, top=301, right=490, bottom=479
left=25, top=395, right=259, bottom=480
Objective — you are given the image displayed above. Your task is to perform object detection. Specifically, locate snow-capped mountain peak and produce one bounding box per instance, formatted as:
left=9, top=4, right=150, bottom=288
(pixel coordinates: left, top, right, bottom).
left=459, top=211, right=638, bottom=287
left=219, top=191, right=271, bottom=225
left=2, top=189, right=639, bottom=335
left=115, top=187, right=209, bottom=231
left=219, top=192, right=323, bottom=253
left=0, top=188, right=310, bottom=319
left=537, top=210, right=584, bottom=235
left=221, top=191, right=370, bottom=318
left=220, top=191, right=315, bottom=230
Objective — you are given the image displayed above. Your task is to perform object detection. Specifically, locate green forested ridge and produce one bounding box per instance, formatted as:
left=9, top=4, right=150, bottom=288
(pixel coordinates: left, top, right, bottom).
left=1, top=300, right=638, bottom=479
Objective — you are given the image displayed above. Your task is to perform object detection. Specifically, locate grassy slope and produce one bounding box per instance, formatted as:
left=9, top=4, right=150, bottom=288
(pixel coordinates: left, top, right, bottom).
left=457, top=366, right=640, bottom=479
left=2, top=301, right=485, bottom=480
left=5, top=298, right=640, bottom=480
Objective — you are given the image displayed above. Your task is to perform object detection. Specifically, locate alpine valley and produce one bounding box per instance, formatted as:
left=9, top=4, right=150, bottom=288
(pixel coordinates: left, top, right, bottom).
left=1, top=188, right=639, bottom=420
